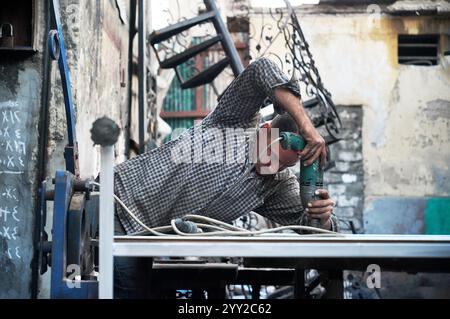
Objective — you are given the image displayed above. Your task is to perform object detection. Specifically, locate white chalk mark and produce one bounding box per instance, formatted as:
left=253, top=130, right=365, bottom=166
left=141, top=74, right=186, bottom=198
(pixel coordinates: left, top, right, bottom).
left=18, top=157, right=25, bottom=167
left=0, top=101, right=18, bottom=108
left=0, top=171, right=24, bottom=175
left=12, top=206, right=19, bottom=222
left=2, top=227, right=11, bottom=240
left=2, top=187, right=13, bottom=199
left=0, top=207, right=11, bottom=223
left=15, top=247, right=20, bottom=259
left=12, top=227, right=18, bottom=240
left=7, top=248, right=12, bottom=259
left=15, top=129, right=21, bottom=139
left=13, top=111, right=20, bottom=123
left=2, top=111, right=8, bottom=124
left=6, top=141, right=13, bottom=152
left=7, top=156, right=14, bottom=168
left=10, top=111, right=15, bottom=124
left=15, top=141, right=26, bottom=155
left=3, top=110, right=20, bottom=124
left=4, top=127, right=10, bottom=138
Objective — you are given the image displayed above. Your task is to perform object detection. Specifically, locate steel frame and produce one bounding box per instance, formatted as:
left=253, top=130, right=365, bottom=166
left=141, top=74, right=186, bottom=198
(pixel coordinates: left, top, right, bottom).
left=112, top=235, right=450, bottom=258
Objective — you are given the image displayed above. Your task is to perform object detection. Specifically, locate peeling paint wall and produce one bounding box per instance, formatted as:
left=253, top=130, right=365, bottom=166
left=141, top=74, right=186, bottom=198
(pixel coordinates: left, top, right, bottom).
left=299, top=15, right=450, bottom=199
left=46, top=0, right=132, bottom=178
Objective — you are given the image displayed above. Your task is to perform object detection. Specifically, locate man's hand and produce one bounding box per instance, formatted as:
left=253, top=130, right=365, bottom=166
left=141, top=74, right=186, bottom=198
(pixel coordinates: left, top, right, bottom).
left=305, top=189, right=335, bottom=230
left=299, top=127, right=327, bottom=168
left=273, top=88, right=327, bottom=168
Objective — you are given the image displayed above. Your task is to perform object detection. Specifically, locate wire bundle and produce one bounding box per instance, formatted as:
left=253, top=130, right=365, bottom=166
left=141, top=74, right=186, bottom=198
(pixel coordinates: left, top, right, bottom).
left=91, top=182, right=341, bottom=238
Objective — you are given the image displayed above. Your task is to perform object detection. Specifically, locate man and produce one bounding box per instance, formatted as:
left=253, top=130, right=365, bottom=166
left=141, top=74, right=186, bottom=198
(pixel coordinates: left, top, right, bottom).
left=112, top=57, right=338, bottom=298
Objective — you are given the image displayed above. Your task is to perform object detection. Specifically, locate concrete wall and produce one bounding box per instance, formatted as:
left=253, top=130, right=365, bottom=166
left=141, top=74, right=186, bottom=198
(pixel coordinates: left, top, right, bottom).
left=0, top=1, right=47, bottom=299
left=250, top=9, right=450, bottom=234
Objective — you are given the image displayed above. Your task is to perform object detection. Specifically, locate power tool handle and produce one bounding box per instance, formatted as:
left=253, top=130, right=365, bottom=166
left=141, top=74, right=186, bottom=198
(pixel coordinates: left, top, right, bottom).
left=309, top=193, right=323, bottom=229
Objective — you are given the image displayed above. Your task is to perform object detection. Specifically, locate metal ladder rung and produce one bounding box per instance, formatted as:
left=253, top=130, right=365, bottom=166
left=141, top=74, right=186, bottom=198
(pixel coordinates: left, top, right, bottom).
left=149, top=11, right=216, bottom=45
left=160, top=35, right=223, bottom=69
left=180, top=57, right=230, bottom=89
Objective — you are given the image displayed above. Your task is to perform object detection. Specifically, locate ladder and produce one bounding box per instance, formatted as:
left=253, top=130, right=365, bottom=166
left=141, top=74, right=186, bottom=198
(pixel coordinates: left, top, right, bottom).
left=149, top=0, right=244, bottom=89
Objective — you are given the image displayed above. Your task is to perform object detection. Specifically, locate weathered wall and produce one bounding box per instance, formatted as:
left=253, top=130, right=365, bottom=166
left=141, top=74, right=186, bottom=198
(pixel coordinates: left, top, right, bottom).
left=250, top=10, right=450, bottom=234
left=326, top=106, right=364, bottom=233
left=47, top=0, right=131, bottom=178
left=39, top=0, right=134, bottom=298
left=0, top=1, right=46, bottom=299
left=302, top=13, right=450, bottom=201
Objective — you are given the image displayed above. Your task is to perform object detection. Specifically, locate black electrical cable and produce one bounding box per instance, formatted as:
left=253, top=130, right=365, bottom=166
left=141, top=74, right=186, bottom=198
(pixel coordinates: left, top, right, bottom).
left=31, top=0, right=52, bottom=299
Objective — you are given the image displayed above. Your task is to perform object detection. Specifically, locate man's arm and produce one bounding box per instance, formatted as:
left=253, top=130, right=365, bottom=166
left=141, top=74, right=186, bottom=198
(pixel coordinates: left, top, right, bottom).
left=274, top=88, right=327, bottom=168
left=203, top=57, right=302, bottom=128
left=204, top=57, right=326, bottom=167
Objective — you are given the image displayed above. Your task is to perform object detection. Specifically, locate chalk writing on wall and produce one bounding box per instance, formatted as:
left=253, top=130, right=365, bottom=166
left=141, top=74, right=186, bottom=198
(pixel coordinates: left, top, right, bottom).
left=0, top=100, right=27, bottom=262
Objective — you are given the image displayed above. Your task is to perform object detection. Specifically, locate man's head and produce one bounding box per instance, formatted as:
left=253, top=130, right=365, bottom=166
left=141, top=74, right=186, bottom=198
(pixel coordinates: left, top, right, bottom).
left=256, top=112, right=302, bottom=174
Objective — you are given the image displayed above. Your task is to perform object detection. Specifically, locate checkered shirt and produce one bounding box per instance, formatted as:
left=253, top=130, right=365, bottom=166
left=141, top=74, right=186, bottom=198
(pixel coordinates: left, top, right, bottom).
left=114, top=57, right=339, bottom=234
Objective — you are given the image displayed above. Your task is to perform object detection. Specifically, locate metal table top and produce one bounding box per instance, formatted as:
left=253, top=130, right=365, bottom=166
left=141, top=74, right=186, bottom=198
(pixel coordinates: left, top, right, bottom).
left=112, top=234, right=450, bottom=259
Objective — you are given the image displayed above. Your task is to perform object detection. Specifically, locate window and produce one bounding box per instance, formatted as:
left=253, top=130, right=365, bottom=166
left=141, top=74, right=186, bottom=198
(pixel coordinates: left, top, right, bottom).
left=0, top=0, right=37, bottom=51
left=398, top=35, right=440, bottom=66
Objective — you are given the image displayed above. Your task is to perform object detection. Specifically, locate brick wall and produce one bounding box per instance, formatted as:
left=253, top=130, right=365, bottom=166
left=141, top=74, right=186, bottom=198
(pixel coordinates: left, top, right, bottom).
left=325, top=106, right=364, bottom=233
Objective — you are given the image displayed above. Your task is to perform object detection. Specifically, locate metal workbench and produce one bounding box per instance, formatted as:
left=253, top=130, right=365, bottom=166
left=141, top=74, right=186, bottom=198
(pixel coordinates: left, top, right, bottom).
left=101, top=234, right=450, bottom=299
left=97, top=140, right=450, bottom=299
left=113, top=235, right=450, bottom=259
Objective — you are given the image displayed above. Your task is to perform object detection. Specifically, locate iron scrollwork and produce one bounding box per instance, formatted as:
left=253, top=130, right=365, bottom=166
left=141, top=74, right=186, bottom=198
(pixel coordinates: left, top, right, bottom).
left=153, top=0, right=343, bottom=139
left=225, top=0, right=342, bottom=139
left=282, top=0, right=342, bottom=140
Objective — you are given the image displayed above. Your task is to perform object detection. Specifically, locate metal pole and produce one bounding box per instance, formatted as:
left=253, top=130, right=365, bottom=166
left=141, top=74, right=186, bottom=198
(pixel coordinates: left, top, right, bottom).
left=203, top=0, right=244, bottom=76
left=138, top=0, right=146, bottom=154
left=126, top=0, right=137, bottom=159
left=91, top=117, right=120, bottom=299
left=99, top=145, right=114, bottom=299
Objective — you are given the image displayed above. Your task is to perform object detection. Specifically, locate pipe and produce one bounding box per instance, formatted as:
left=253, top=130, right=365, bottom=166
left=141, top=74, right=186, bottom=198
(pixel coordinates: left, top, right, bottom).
left=138, top=0, right=146, bottom=154
left=99, top=145, right=114, bottom=299
left=31, top=0, right=52, bottom=299
left=125, top=0, right=137, bottom=159
left=203, top=0, right=244, bottom=76
left=91, top=117, right=120, bottom=299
